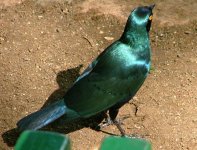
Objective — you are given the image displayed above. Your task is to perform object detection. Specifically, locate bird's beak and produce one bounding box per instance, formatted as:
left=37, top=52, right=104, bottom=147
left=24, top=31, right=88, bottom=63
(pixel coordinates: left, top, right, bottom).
left=148, top=4, right=155, bottom=21
left=148, top=4, right=155, bottom=10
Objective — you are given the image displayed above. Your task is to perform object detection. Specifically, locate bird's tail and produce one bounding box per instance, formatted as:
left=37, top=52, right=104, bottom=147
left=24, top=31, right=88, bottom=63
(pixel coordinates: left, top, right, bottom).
left=17, top=99, right=67, bottom=132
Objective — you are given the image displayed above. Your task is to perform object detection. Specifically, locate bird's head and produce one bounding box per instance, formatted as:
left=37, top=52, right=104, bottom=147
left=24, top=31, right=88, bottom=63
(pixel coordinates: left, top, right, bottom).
left=126, top=4, right=155, bottom=32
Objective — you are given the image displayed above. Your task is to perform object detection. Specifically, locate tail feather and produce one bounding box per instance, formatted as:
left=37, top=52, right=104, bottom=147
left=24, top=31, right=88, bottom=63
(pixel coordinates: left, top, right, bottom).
left=17, top=100, right=66, bottom=131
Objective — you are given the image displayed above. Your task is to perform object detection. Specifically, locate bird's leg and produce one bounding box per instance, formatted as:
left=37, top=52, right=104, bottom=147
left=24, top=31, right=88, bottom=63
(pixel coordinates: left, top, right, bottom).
left=110, top=109, right=145, bottom=138
left=95, top=108, right=129, bottom=136
left=109, top=108, right=126, bottom=136
left=112, top=119, right=126, bottom=136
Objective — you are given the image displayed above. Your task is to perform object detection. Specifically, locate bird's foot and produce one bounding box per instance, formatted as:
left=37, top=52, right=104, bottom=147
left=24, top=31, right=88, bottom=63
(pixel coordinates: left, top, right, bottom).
left=94, top=117, right=113, bottom=130
left=99, top=114, right=130, bottom=129
left=97, top=117, right=125, bottom=129
left=95, top=116, right=130, bottom=136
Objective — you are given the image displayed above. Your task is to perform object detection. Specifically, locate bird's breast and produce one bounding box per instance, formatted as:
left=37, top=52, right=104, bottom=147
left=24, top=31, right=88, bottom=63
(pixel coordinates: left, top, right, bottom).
left=133, top=60, right=150, bottom=76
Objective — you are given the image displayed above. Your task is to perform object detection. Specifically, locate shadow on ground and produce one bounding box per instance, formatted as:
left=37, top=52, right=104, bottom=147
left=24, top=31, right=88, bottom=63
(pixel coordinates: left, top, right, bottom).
left=2, top=65, right=110, bottom=147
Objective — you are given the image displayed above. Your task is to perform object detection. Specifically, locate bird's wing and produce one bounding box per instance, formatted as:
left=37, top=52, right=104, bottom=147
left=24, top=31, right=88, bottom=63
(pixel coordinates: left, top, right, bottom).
left=64, top=72, right=135, bottom=118
left=74, top=60, right=97, bottom=83
left=74, top=44, right=111, bottom=83
left=64, top=41, right=148, bottom=117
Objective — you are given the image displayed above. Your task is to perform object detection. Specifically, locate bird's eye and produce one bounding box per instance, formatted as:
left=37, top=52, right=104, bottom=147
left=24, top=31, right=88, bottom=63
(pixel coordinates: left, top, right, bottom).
left=149, top=15, right=153, bottom=21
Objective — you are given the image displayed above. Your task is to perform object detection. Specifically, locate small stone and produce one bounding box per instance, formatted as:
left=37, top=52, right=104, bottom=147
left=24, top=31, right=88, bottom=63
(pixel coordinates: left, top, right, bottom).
left=61, top=8, right=69, bottom=14
left=0, top=36, right=5, bottom=44
left=0, top=36, right=5, bottom=41
left=192, top=119, right=197, bottom=123
left=38, top=15, right=43, bottom=19
left=159, top=33, right=164, bottom=37
left=177, top=54, right=181, bottom=58
left=23, top=57, right=30, bottom=61
left=27, top=48, right=33, bottom=53
left=133, top=96, right=138, bottom=100
left=99, top=30, right=104, bottom=34
left=184, top=31, right=191, bottom=34
left=104, top=36, right=114, bottom=41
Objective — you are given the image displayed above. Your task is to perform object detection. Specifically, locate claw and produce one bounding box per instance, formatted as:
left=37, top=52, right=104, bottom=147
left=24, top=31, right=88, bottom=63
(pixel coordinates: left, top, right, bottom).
left=94, top=114, right=131, bottom=136
left=95, top=117, right=113, bottom=130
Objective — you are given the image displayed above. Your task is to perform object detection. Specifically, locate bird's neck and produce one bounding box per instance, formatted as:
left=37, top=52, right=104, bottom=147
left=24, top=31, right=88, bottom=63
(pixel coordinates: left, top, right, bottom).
left=120, top=26, right=151, bottom=63
left=120, top=26, right=150, bottom=50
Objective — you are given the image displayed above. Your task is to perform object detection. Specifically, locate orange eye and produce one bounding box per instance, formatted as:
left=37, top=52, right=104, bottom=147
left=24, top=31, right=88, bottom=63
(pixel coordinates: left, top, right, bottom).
left=149, top=15, right=153, bottom=21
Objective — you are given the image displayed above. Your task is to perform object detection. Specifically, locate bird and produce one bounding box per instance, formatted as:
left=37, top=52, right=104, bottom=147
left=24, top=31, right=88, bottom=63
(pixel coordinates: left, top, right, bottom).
left=17, top=4, right=155, bottom=136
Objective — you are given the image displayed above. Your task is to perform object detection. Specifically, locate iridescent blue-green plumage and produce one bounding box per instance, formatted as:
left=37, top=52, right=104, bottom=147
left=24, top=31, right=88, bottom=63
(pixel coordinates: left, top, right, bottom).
left=17, top=5, right=154, bottom=132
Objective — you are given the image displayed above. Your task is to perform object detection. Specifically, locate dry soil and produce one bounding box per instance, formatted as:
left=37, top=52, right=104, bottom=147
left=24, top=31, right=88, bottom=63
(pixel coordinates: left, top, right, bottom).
left=0, top=0, right=197, bottom=150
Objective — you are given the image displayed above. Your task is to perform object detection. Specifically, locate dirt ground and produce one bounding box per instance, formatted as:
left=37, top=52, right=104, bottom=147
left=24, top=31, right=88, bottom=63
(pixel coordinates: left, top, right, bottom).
left=0, top=0, right=197, bottom=150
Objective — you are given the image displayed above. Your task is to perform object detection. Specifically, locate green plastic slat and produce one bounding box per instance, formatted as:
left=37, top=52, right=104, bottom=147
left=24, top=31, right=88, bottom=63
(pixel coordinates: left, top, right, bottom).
left=100, top=136, right=151, bottom=150
left=15, top=130, right=70, bottom=150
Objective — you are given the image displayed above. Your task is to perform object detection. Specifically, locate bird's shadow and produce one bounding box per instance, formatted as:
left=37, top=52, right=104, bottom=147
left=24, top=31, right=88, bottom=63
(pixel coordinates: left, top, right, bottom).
left=2, top=65, right=108, bottom=147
